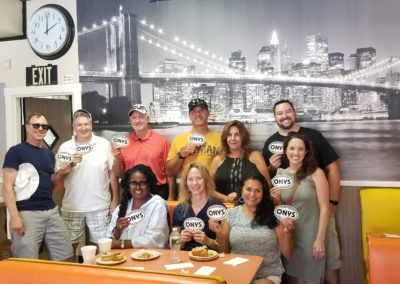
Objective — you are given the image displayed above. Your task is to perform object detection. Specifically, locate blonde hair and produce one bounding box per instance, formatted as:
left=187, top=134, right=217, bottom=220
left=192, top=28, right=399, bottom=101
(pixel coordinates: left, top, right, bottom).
left=178, top=163, right=216, bottom=207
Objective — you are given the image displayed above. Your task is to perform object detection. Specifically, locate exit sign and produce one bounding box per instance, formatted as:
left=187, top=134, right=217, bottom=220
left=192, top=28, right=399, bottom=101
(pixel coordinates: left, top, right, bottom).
left=26, top=64, right=58, bottom=86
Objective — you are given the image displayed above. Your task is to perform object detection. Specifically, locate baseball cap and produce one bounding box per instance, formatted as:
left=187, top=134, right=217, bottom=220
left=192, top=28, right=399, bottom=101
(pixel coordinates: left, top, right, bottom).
left=128, top=104, right=148, bottom=116
left=188, top=98, right=208, bottom=112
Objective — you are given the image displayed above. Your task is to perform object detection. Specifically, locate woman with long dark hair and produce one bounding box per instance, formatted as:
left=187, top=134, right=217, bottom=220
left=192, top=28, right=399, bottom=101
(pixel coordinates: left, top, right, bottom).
left=107, top=164, right=169, bottom=249
left=210, top=120, right=272, bottom=203
left=210, top=174, right=294, bottom=284
left=270, top=132, right=329, bottom=284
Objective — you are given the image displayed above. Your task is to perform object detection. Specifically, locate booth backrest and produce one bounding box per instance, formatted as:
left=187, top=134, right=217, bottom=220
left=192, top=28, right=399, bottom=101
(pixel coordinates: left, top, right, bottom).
left=0, top=258, right=225, bottom=284
left=360, top=188, right=400, bottom=282
left=367, top=233, right=400, bottom=284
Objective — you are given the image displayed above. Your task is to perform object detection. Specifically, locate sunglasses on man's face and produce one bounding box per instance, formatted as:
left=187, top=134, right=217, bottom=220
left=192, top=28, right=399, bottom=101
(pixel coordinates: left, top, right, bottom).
left=28, top=123, right=50, bottom=130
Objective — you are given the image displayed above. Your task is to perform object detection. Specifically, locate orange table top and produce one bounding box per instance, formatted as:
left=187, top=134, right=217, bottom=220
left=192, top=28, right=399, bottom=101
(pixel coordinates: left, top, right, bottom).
left=96, top=248, right=263, bottom=284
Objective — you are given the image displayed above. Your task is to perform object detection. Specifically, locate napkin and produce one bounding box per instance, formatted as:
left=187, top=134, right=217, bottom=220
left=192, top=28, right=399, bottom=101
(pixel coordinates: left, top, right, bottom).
left=194, top=266, right=216, bottom=276
left=223, top=257, right=249, bottom=266
left=164, top=262, right=194, bottom=270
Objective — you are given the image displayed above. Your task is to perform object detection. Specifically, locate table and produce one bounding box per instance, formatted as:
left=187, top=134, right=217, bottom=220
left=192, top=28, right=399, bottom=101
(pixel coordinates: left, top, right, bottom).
left=99, top=248, right=263, bottom=284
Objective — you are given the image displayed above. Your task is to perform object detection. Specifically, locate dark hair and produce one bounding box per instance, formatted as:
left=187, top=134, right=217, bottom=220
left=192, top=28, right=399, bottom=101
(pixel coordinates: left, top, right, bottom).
left=283, top=132, right=317, bottom=182
left=26, top=112, right=48, bottom=124
left=118, top=164, right=157, bottom=218
left=241, top=174, right=278, bottom=229
left=220, top=120, right=251, bottom=157
left=273, top=99, right=296, bottom=114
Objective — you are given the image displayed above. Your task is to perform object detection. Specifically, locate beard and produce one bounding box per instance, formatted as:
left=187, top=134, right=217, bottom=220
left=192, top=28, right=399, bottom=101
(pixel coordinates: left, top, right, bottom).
left=276, top=118, right=295, bottom=130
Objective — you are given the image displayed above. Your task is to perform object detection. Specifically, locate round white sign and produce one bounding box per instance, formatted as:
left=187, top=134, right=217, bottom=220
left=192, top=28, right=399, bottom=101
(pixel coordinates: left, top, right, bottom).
left=268, top=141, right=284, bottom=154
left=183, top=217, right=205, bottom=231
left=56, top=152, right=72, bottom=163
left=188, top=134, right=206, bottom=146
left=111, top=135, right=130, bottom=147
left=76, top=143, right=93, bottom=154
left=126, top=210, right=146, bottom=226
left=206, top=205, right=227, bottom=221
left=272, top=175, right=294, bottom=190
left=274, top=205, right=299, bottom=221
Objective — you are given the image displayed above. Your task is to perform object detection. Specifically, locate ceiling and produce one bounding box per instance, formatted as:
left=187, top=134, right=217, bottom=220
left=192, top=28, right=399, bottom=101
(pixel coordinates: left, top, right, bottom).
left=0, top=0, right=25, bottom=40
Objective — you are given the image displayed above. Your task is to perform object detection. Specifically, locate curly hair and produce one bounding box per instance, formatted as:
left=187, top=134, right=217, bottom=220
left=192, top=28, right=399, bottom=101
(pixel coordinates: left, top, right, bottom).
left=220, top=120, right=252, bottom=157
left=118, top=164, right=157, bottom=219
left=283, top=132, right=317, bottom=182
left=178, top=163, right=217, bottom=208
left=241, top=173, right=278, bottom=229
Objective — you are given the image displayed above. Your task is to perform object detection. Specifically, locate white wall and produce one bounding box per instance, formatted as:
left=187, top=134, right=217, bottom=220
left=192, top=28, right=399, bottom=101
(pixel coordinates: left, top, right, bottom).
left=0, top=0, right=80, bottom=166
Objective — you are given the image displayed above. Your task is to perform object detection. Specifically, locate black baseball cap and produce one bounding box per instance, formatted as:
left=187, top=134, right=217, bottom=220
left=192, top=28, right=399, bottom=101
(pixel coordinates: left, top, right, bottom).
left=188, top=98, right=209, bottom=112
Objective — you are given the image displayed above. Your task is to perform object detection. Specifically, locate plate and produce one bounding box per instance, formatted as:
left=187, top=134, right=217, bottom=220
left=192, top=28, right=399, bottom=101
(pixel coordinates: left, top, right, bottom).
left=96, top=255, right=127, bottom=265
left=131, top=250, right=161, bottom=261
left=188, top=249, right=219, bottom=261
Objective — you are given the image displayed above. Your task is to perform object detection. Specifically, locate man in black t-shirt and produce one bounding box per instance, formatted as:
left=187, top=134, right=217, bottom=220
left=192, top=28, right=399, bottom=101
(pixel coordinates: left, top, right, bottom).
left=262, top=100, right=341, bottom=284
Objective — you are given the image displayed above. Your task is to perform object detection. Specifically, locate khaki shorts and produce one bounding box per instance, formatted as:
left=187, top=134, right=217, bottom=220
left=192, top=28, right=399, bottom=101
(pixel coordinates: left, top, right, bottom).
left=12, top=206, right=73, bottom=261
left=326, top=213, right=341, bottom=270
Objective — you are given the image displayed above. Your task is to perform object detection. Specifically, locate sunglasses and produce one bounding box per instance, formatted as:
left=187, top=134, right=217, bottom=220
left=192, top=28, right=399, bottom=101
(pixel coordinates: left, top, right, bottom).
left=73, top=109, right=92, bottom=120
left=28, top=123, right=50, bottom=130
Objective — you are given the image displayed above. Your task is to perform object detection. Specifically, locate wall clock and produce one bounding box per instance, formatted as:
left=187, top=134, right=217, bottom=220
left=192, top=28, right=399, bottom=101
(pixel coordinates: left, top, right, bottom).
left=27, top=4, right=75, bottom=60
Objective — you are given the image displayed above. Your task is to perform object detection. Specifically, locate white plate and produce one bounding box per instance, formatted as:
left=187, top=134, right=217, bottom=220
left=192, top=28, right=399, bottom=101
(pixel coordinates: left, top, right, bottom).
left=188, top=249, right=219, bottom=261
left=131, top=250, right=161, bottom=261
left=96, top=255, right=127, bottom=265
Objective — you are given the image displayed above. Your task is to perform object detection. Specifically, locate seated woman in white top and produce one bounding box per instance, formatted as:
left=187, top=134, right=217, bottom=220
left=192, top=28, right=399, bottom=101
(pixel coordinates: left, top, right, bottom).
left=108, top=164, right=169, bottom=249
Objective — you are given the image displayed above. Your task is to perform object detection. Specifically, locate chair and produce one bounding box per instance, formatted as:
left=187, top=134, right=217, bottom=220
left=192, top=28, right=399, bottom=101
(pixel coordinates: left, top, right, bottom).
left=360, top=188, right=400, bottom=283
left=367, top=233, right=400, bottom=284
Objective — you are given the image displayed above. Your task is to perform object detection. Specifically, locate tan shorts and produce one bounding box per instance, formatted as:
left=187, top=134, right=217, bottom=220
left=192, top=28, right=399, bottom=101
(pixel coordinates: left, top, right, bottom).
left=326, top=213, right=341, bottom=270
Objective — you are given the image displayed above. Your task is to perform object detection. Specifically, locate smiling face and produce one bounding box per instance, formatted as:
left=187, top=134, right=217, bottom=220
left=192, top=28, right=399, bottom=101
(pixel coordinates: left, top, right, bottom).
left=227, top=126, right=243, bottom=152
left=186, top=167, right=206, bottom=197
left=26, top=115, right=49, bottom=144
left=285, top=137, right=306, bottom=167
left=128, top=171, right=150, bottom=201
left=129, top=111, right=149, bottom=133
left=242, top=179, right=263, bottom=208
left=73, top=116, right=92, bottom=142
left=189, top=106, right=209, bottom=128
left=274, top=102, right=296, bottom=130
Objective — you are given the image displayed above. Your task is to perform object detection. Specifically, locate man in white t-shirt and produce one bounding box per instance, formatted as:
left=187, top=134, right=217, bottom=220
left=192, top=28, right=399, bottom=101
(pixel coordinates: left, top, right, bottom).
left=57, top=109, right=119, bottom=254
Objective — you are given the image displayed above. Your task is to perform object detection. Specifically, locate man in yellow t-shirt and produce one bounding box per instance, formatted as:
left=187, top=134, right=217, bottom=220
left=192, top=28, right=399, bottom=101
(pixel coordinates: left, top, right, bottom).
left=166, top=98, right=221, bottom=177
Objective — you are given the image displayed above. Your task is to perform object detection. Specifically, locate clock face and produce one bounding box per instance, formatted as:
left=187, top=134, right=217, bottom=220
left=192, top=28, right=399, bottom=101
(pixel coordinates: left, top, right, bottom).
left=27, top=5, right=74, bottom=60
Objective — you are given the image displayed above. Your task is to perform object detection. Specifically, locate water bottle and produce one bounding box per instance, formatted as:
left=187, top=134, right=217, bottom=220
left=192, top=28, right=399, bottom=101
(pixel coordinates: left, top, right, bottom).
left=169, top=227, right=181, bottom=263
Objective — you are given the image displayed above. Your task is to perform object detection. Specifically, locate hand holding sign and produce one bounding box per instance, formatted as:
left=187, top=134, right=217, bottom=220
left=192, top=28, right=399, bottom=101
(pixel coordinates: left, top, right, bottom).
left=72, top=153, right=82, bottom=164
left=111, top=135, right=130, bottom=148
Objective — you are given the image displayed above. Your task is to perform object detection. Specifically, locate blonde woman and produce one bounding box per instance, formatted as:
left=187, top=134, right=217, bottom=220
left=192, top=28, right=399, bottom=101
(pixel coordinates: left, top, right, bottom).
left=172, top=163, right=225, bottom=251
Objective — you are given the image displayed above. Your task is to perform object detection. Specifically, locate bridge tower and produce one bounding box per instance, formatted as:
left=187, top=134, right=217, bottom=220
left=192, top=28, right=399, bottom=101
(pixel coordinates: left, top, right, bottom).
left=105, top=12, right=141, bottom=104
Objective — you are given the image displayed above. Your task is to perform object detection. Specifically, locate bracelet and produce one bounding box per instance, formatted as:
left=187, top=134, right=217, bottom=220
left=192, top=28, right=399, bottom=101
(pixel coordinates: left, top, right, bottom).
left=120, top=239, right=125, bottom=249
left=329, top=199, right=339, bottom=206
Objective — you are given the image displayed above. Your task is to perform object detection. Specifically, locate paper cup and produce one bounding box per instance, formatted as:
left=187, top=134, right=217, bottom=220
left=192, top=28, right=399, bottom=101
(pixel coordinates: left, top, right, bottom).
left=81, top=245, right=97, bottom=264
left=98, top=238, right=112, bottom=254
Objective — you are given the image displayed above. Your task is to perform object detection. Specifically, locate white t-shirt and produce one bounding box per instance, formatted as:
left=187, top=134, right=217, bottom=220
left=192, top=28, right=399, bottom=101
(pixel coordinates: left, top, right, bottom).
left=58, top=134, right=114, bottom=212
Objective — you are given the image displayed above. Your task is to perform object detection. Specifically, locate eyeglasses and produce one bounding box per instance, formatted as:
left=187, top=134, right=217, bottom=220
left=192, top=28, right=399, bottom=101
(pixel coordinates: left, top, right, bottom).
left=27, top=123, right=50, bottom=130
left=128, top=180, right=148, bottom=188
left=73, top=109, right=92, bottom=120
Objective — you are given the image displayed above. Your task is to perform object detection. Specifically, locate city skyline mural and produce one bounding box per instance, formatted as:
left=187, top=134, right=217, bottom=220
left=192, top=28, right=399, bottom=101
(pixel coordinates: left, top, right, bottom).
left=77, top=0, right=400, bottom=182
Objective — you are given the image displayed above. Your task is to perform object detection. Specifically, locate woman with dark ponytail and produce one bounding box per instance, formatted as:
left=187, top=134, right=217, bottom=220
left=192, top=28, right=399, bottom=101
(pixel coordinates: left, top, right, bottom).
left=107, top=164, right=169, bottom=249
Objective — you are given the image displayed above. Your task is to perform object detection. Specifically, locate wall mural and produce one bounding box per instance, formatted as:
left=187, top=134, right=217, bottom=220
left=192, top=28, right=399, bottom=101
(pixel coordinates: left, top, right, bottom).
left=77, top=0, right=400, bottom=182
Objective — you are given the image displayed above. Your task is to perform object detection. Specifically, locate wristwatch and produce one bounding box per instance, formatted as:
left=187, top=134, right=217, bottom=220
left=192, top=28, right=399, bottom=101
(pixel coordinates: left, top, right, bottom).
left=329, top=199, right=339, bottom=206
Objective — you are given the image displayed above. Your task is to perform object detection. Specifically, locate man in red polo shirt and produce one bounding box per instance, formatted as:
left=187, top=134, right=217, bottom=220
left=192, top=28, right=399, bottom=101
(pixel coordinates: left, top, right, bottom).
left=112, top=104, right=175, bottom=200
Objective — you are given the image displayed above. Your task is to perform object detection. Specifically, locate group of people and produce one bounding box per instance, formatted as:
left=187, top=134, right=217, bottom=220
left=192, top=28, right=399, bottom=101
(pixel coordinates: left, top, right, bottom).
left=2, top=98, right=341, bottom=284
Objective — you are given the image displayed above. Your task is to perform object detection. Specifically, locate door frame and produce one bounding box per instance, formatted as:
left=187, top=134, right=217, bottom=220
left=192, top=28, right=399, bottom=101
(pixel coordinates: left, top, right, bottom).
left=4, top=84, right=81, bottom=149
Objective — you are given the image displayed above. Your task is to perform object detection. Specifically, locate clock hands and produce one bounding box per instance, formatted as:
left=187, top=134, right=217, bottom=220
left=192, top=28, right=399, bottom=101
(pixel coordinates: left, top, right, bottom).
left=45, top=23, right=58, bottom=35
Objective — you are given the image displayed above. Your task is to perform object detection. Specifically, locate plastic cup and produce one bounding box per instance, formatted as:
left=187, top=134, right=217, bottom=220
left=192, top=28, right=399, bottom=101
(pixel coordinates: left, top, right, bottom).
left=98, top=238, right=112, bottom=254
left=81, top=245, right=97, bottom=264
